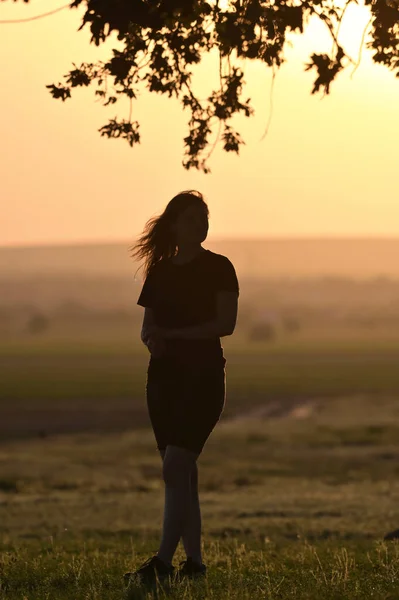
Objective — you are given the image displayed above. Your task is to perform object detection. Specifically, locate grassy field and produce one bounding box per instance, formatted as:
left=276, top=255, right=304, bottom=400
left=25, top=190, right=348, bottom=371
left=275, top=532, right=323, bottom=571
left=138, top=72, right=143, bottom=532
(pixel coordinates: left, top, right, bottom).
left=2, top=325, right=399, bottom=598
left=2, top=323, right=399, bottom=437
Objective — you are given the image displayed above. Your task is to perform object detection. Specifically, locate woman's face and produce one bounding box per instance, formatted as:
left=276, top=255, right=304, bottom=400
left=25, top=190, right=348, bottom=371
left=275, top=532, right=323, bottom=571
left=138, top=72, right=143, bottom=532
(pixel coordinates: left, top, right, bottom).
left=171, top=203, right=209, bottom=244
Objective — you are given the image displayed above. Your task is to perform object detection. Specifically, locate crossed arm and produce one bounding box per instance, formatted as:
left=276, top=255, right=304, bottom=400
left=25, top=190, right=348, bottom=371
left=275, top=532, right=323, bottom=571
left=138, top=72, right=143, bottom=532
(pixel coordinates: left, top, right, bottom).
left=141, top=291, right=239, bottom=342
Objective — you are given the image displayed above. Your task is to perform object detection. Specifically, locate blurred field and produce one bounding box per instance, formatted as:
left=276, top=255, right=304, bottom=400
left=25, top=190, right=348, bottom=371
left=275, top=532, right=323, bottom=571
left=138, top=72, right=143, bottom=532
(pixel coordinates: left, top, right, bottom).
left=2, top=322, right=399, bottom=440
left=2, top=241, right=399, bottom=597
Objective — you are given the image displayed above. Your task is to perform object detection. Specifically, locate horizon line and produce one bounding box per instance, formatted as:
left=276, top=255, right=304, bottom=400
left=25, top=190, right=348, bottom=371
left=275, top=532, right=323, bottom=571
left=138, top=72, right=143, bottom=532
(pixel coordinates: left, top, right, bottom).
left=2, top=234, right=399, bottom=250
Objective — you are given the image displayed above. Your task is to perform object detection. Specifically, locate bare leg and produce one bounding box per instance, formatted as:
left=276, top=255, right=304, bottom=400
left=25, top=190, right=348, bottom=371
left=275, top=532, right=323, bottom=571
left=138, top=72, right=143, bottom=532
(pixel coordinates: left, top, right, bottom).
left=156, top=445, right=199, bottom=567
left=159, top=448, right=202, bottom=565
left=181, top=460, right=202, bottom=565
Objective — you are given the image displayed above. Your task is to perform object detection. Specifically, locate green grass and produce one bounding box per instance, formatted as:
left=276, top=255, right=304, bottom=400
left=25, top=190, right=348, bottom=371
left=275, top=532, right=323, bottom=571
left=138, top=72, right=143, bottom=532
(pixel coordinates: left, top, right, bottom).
left=2, top=326, right=399, bottom=410
left=2, top=393, right=399, bottom=598
left=2, top=326, right=399, bottom=598
left=3, top=539, right=399, bottom=599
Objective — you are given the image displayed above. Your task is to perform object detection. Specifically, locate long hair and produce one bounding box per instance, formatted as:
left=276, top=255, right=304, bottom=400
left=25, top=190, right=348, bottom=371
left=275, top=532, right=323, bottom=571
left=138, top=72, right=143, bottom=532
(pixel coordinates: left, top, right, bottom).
left=130, top=190, right=209, bottom=280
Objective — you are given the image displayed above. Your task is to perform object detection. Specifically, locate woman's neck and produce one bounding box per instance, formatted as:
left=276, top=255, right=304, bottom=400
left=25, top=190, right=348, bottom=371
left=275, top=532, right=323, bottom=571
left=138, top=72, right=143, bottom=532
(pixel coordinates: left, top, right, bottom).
left=175, top=243, right=204, bottom=258
left=171, top=243, right=206, bottom=264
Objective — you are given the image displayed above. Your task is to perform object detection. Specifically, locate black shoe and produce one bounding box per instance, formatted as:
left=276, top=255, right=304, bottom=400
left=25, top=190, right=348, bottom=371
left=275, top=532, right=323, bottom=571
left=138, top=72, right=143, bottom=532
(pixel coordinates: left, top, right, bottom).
left=123, top=554, right=175, bottom=586
left=176, top=557, right=207, bottom=580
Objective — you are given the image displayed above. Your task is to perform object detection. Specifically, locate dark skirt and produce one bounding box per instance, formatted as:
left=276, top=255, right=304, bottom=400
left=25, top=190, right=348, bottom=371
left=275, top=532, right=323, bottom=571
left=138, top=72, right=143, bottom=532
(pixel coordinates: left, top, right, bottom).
left=146, top=356, right=226, bottom=455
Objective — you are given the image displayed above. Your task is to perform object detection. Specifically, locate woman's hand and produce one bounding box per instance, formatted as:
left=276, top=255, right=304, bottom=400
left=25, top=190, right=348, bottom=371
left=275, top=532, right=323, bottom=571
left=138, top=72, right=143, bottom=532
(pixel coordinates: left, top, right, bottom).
left=146, top=325, right=167, bottom=358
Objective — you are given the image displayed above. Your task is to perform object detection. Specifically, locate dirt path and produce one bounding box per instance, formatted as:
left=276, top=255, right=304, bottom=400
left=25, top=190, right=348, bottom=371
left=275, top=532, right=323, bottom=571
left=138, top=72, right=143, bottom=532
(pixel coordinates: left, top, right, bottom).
left=0, top=395, right=320, bottom=442
left=221, top=396, right=320, bottom=425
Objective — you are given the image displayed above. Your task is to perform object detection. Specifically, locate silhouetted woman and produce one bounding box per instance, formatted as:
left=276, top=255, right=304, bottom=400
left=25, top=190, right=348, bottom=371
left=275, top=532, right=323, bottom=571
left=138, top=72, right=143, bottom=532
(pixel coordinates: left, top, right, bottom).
left=124, top=190, right=239, bottom=586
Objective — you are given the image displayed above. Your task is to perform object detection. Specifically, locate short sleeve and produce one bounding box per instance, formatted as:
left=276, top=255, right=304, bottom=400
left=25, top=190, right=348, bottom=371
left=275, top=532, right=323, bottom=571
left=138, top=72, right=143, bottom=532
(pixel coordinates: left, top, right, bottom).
left=216, top=257, right=239, bottom=296
left=137, top=267, right=157, bottom=308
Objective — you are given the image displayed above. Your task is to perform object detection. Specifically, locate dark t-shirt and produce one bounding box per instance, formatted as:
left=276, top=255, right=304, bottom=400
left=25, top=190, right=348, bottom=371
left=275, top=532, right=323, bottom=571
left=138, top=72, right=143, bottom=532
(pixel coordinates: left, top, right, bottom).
left=137, top=249, right=239, bottom=368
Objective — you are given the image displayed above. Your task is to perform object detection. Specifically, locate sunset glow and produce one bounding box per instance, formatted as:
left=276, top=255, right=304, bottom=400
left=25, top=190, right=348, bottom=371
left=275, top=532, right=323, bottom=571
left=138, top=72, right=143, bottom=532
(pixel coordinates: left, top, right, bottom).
left=1, top=0, right=398, bottom=246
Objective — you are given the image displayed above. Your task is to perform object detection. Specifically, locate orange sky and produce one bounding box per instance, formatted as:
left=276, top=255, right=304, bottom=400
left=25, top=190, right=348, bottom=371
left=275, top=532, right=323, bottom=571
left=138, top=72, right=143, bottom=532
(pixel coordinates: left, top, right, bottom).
left=1, top=1, right=398, bottom=246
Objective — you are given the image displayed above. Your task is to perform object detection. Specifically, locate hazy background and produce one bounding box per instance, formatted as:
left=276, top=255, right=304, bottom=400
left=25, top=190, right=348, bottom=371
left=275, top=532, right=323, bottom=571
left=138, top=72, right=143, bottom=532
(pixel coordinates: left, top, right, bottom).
left=2, top=237, right=399, bottom=439
left=2, top=238, right=399, bottom=338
